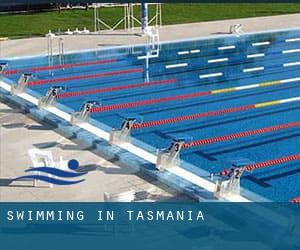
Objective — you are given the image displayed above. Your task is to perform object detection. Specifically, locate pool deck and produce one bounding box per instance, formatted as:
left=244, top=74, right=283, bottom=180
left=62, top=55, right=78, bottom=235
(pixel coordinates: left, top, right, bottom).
left=1, top=13, right=299, bottom=58
left=0, top=101, right=191, bottom=201
left=0, top=14, right=299, bottom=202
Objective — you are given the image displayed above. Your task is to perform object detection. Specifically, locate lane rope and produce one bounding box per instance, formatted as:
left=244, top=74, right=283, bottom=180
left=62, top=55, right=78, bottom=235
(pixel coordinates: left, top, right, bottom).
left=57, top=78, right=177, bottom=98
left=219, top=154, right=300, bottom=180
left=182, top=121, right=300, bottom=148
left=3, top=59, right=118, bottom=75
left=28, top=68, right=143, bottom=86
left=291, top=197, right=300, bottom=203
left=90, top=77, right=300, bottom=113
left=131, top=96, right=300, bottom=129
left=241, top=154, right=300, bottom=172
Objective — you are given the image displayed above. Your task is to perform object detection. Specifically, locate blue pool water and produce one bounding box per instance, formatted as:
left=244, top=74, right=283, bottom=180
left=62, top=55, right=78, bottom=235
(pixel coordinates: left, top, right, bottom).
left=2, top=28, right=300, bottom=201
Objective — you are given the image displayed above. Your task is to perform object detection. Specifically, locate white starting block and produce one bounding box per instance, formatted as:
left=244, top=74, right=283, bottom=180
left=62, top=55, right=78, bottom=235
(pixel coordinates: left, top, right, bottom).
left=229, top=24, right=243, bottom=35
left=214, top=158, right=253, bottom=199
left=214, top=171, right=241, bottom=199
left=38, top=86, right=64, bottom=108
left=71, top=101, right=99, bottom=124
left=81, top=27, right=90, bottom=34
left=11, top=73, right=32, bottom=95
left=0, top=62, right=7, bottom=74
left=45, top=30, right=55, bottom=38
left=156, top=138, right=187, bottom=170
left=109, top=115, right=141, bottom=145
left=73, top=28, right=82, bottom=35
left=64, top=29, right=73, bottom=35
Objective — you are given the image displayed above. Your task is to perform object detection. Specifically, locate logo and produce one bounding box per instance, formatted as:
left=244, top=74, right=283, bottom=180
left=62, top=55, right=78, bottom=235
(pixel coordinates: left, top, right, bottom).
left=13, top=159, right=87, bottom=185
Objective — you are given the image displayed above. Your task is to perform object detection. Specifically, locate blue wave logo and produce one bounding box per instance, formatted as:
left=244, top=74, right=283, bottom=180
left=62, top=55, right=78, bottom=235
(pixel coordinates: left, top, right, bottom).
left=13, top=159, right=86, bottom=185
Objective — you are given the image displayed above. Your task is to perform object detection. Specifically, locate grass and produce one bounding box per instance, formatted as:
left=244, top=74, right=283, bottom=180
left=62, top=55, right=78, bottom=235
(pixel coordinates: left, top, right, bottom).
left=0, top=3, right=299, bottom=39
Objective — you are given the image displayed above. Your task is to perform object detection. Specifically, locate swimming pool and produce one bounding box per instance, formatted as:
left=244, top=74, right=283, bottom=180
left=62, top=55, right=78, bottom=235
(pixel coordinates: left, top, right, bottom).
left=1, top=28, right=300, bottom=202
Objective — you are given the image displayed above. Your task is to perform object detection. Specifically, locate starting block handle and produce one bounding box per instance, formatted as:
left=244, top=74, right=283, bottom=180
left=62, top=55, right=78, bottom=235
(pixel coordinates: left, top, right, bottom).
left=11, top=73, right=32, bottom=95
left=71, top=100, right=99, bottom=124
left=38, top=86, right=64, bottom=108
left=0, top=62, right=8, bottom=74
left=109, top=117, right=138, bottom=145
left=156, top=139, right=185, bottom=170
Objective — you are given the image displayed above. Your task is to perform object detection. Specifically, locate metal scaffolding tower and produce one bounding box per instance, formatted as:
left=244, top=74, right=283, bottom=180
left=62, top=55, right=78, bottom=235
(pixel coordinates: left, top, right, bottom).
left=93, top=3, right=162, bottom=32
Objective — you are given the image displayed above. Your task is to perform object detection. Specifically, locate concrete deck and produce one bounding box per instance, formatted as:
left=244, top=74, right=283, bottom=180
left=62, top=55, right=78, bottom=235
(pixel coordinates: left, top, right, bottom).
left=0, top=101, right=190, bottom=201
left=0, top=14, right=299, bottom=58
left=0, top=14, right=299, bottom=201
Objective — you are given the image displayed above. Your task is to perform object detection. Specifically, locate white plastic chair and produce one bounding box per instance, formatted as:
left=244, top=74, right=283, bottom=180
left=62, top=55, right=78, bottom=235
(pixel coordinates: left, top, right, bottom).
left=28, top=148, right=56, bottom=188
left=103, top=190, right=135, bottom=202
left=103, top=190, right=135, bottom=233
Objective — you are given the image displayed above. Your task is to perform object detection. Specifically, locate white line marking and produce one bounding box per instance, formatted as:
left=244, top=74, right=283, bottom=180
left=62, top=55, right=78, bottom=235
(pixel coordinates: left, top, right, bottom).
left=166, top=63, right=188, bottom=69
left=235, top=84, right=260, bottom=90
left=45, top=106, right=71, bottom=121
left=200, top=72, right=223, bottom=78
left=283, top=61, right=300, bottom=67
left=0, top=81, right=12, bottom=92
left=190, top=49, right=200, bottom=54
left=218, top=45, right=235, bottom=50
left=243, top=67, right=264, bottom=73
left=282, top=49, right=300, bottom=54
left=252, top=41, right=270, bottom=46
left=280, top=77, right=300, bottom=83
left=208, top=58, right=228, bottom=63
left=169, top=167, right=215, bottom=192
left=285, top=38, right=300, bottom=43
left=137, top=54, right=159, bottom=60
left=78, top=122, right=109, bottom=141
left=280, top=96, right=300, bottom=103
left=177, top=51, right=189, bottom=55
left=247, top=53, right=265, bottom=58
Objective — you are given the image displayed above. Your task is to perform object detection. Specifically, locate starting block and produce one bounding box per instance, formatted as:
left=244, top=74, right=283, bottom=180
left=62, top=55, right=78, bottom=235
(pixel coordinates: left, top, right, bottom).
left=0, top=62, right=7, bottom=74
left=109, top=114, right=143, bottom=145
left=229, top=24, right=243, bottom=35
left=11, top=73, right=32, bottom=95
left=38, top=86, right=65, bottom=108
left=71, top=101, right=99, bottom=124
left=156, top=135, right=192, bottom=170
left=214, top=158, right=254, bottom=199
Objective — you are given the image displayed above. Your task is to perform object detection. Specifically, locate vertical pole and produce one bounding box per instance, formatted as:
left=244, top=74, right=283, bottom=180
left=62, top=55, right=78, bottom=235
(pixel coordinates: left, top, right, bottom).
left=59, top=38, right=64, bottom=69
left=58, top=38, right=61, bottom=66
left=47, top=36, right=53, bottom=76
left=124, top=5, right=126, bottom=30
left=159, top=3, right=162, bottom=27
left=94, top=5, right=97, bottom=32
left=155, top=4, right=158, bottom=27
left=127, top=4, right=131, bottom=30
left=131, top=4, right=134, bottom=29
left=141, top=3, right=148, bottom=33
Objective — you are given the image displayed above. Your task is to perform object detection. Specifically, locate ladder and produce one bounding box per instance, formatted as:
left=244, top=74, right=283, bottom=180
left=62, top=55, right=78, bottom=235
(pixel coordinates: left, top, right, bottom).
left=58, top=38, right=65, bottom=69
left=47, top=35, right=65, bottom=75
left=47, top=35, right=53, bottom=75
